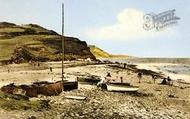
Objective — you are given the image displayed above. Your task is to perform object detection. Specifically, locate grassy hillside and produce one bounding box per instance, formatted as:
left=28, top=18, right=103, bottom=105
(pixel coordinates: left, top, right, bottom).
left=0, top=22, right=95, bottom=63
left=89, top=45, right=130, bottom=59
left=89, top=45, right=111, bottom=58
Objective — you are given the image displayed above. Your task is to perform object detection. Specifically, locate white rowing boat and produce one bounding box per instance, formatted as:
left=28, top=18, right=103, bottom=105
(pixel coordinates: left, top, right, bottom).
left=107, top=85, right=139, bottom=92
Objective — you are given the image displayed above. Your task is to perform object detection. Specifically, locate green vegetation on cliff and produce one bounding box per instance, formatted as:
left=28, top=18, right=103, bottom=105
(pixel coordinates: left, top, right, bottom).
left=0, top=22, right=95, bottom=63
left=89, top=45, right=111, bottom=58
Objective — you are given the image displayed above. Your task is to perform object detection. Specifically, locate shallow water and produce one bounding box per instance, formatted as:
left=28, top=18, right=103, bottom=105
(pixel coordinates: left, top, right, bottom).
left=159, top=65, right=190, bottom=75
left=101, top=58, right=190, bottom=64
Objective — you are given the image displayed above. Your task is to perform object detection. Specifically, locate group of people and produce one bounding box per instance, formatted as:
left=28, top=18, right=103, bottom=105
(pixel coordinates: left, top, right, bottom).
left=138, top=72, right=173, bottom=85
left=97, top=71, right=173, bottom=90
left=29, top=61, right=41, bottom=67
left=161, top=76, right=173, bottom=86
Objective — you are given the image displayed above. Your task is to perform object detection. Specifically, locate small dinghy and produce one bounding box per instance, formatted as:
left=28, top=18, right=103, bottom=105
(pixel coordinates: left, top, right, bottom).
left=77, top=75, right=101, bottom=85
left=107, top=84, right=139, bottom=92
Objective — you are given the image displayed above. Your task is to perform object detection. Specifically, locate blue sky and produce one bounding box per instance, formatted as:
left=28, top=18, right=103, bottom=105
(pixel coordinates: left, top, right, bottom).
left=0, top=0, right=190, bottom=57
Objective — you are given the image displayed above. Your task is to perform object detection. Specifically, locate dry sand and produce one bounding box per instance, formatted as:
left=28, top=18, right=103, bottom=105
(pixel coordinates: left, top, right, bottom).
left=0, top=61, right=189, bottom=119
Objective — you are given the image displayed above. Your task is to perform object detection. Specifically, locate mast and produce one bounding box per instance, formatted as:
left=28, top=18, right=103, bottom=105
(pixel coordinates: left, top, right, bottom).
left=61, top=3, right=65, bottom=83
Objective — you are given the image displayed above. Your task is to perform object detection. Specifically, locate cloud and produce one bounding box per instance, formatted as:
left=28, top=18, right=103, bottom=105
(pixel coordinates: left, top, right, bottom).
left=85, top=8, right=175, bottom=41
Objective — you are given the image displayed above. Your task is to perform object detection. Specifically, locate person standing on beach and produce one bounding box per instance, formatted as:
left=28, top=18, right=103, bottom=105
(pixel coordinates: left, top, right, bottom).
left=50, top=67, right=53, bottom=72
left=137, top=72, right=142, bottom=83
left=152, top=75, right=157, bottom=84
left=167, top=76, right=172, bottom=86
left=120, top=77, right=123, bottom=83
left=124, top=63, right=127, bottom=69
left=106, top=72, right=111, bottom=77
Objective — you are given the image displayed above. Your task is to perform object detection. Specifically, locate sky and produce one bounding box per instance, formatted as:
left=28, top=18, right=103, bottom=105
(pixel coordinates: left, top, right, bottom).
left=0, top=0, right=190, bottom=58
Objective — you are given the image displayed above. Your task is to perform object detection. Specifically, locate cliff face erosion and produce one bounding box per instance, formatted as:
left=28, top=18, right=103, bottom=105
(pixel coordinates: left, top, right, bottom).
left=89, top=45, right=130, bottom=59
left=0, top=22, right=96, bottom=63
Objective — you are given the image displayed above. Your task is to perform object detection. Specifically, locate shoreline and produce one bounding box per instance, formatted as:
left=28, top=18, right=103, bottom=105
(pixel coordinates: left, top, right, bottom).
left=100, top=58, right=190, bottom=83
left=136, top=63, right=190, bottom=83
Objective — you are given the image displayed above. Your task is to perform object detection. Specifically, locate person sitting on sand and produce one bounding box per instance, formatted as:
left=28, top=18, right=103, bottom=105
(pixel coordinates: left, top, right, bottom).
left=161, top=76, right=173, bottom=86
left=161, top=78, right=167, bottom=85
left=106, top=72, right=111, bottom=77
left=137, top=72, right=142, bottom=83
left=97, top=77, right=110, bottom=91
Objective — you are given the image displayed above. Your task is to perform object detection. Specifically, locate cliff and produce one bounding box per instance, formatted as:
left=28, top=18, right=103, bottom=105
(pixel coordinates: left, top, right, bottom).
left=0, top=22, right=96, bottom=63
left=89, top=45, right=130, bottom=59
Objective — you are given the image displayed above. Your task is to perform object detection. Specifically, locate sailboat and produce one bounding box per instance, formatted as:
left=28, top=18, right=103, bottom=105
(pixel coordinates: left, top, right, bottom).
left=27, top=3, right=78, bottom=95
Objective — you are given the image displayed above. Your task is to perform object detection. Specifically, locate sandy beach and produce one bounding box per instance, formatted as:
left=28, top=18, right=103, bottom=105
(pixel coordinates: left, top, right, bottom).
left=0, top=61, right=190, bottom=119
